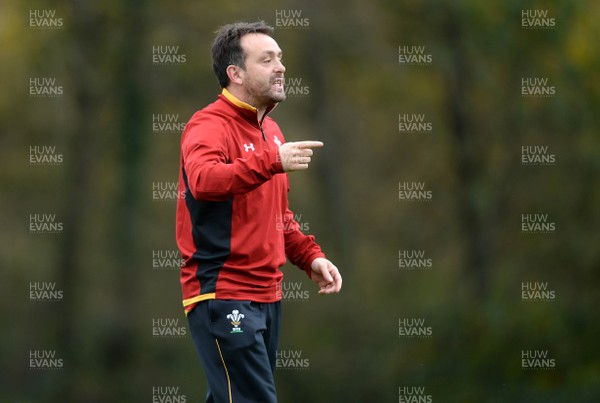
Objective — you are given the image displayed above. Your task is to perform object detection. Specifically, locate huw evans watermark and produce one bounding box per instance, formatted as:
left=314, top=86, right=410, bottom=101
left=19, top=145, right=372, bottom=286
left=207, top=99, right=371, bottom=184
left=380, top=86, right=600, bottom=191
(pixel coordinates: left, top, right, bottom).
left=29, top=282, right=63, bottom=302
left=284, top=77, right=310, bottom=98
left=521, top=350, right=555, bottom=370
left=152, top=45, right=186, bottom=65
left=277, top=282, right=310, bottom=301
left=152, top=386, right=187, bottom=403
left=275, top=212, right=310, bottom=233
left=521, top=145, right=556, bottom=166
left=398, top=250, right=432, bottom=270
left=152, top=181, right=185, bottom=201
left=29, top=350, right=63, bottom=370
left=152, top=249, right=184, bottom=270
left=29, top=213, right=63, bottom=234
left=276, top=349, right=310, bottom=370
left=30, top=145, right=63, bottom=165
left=521, top=77, right=555, bottom=97
left=275, top=10, right=309, bottom=29
left=398, top=182, right=432, bottom=201
left=521, top=282, right=555, bottom=302
left=398, top=113, right=432, bottom=134
left=152, top=318, right=187, bottom=338
left=399, top=386, right=433, bottom=403
left=152, top=113, right=186, bottom=134
left=521, top=213, right=555, bottom=234
left=521, top=9, right=555, bottom=29
left=398, top=318, right=432, bottom=338
left=29, top=77, right=63, bottom=97
left=398, top=45, right=432, bottom=66
left=29, top=9, right=63, bottom=29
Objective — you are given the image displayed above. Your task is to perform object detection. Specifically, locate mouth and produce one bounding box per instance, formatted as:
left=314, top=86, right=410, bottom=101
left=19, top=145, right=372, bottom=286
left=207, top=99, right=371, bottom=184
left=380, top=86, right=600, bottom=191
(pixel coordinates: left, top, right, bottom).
left=272, top=77, right=284, bottom=92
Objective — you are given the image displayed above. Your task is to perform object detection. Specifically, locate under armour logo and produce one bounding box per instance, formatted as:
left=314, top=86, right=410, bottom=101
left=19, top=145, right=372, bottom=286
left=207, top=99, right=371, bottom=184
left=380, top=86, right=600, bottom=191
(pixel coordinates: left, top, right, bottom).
left=243, top=143, right=255, bottom=152
left=273, top=136, right=282, bottom=147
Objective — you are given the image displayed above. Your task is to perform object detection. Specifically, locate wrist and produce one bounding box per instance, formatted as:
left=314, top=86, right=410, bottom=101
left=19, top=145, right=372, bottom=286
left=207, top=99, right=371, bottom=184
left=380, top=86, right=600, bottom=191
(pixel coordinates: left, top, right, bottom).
left=272, top=148, right=285, bottom=173
left=307, top=255, right=326, bottom=274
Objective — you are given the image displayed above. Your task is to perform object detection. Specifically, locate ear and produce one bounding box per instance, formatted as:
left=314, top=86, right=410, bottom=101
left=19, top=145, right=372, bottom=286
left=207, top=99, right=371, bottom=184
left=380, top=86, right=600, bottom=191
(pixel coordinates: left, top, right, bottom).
left=226, top=65, right=244, bottom=86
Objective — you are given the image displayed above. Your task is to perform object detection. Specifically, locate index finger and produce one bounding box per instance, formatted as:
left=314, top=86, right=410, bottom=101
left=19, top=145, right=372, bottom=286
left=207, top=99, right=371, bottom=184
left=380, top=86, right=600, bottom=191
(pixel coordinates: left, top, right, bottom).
left=295, top=141, right=324, bottom=149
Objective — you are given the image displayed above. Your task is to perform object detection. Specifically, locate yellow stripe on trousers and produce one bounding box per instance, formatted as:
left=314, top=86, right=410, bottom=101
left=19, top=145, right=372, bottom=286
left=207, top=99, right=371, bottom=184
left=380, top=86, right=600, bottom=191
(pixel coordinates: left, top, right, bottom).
left=215, top=339, right=233, bottom=403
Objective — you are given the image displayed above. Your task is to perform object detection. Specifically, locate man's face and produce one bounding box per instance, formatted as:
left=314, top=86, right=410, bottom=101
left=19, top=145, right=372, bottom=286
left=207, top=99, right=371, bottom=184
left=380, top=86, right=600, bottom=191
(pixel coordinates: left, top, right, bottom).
left=238, top=33, right=286, bottom=108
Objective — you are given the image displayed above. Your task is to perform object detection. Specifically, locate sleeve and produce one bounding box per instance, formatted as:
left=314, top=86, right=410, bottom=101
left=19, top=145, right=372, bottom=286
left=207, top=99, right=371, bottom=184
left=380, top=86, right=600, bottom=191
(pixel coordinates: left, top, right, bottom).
left=283, top=208, right=326, bottom=277
left=182, top=120, right=284, bottom=201
left=282, top=177, right=326, bottom=277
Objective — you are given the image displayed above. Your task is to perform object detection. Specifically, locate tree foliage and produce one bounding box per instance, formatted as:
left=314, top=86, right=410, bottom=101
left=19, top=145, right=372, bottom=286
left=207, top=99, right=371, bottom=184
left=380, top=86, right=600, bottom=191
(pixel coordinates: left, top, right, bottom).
left=1, top=0, right=599, bottom=401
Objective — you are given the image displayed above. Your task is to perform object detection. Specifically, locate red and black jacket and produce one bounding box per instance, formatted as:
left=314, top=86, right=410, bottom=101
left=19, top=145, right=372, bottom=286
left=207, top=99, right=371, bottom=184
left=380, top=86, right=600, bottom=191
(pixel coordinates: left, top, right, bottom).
left=176, top=89, right=325, bottom=314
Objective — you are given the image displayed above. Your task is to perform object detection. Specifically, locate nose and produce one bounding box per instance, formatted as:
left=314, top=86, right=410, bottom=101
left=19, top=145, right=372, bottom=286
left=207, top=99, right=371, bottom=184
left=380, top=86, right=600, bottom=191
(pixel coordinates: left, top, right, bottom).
left=275, top=59, right=286, bottom=73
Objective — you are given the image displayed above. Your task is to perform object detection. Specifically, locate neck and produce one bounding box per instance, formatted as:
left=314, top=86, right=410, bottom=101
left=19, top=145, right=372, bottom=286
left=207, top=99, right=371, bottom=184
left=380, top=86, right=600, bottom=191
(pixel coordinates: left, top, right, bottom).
left=253, top=105, right=267, bottom=122
left=225, top=86, right=270, bottom=122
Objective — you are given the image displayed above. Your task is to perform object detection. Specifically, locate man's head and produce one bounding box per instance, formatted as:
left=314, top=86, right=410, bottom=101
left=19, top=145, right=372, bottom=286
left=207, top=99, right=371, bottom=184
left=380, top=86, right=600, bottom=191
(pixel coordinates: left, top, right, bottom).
left=212, top=21, right=286, bottom=109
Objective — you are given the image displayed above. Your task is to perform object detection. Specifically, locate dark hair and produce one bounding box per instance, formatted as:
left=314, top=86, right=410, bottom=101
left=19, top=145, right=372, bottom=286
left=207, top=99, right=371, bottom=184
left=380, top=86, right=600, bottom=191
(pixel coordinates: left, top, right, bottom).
left=211, top=21, right=275, bottom=88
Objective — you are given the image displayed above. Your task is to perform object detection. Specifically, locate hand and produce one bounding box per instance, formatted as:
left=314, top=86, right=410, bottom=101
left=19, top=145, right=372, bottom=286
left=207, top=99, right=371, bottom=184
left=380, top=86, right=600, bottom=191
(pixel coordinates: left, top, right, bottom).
left=278, top=141, right=324, bottom=172
left=310, top=258, right=342, bottom=295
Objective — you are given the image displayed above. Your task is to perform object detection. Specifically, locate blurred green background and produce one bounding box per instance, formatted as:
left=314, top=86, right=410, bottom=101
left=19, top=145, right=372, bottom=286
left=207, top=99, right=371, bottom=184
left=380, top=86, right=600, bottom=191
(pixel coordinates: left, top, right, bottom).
left=1, top=0, right=599, bottom=402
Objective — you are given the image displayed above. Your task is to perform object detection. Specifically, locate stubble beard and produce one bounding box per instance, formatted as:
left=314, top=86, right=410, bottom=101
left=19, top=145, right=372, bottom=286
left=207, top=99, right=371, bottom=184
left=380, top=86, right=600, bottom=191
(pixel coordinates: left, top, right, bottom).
left=245, top=76, right=286, bottom=110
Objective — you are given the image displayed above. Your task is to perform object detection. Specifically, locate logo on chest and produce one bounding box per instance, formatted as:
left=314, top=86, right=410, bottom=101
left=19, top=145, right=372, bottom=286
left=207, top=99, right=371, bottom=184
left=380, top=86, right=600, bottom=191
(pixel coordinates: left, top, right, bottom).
left=243, top=143, right=255, bottom=152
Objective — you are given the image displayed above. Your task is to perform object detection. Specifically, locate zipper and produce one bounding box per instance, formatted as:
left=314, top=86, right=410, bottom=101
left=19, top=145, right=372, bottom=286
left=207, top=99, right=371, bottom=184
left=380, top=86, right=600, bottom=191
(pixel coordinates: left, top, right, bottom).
left=260, top=126, right=266, bottom=142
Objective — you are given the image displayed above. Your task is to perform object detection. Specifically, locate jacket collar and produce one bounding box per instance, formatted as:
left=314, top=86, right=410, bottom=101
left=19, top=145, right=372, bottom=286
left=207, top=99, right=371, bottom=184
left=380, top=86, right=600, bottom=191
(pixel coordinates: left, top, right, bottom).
left=220, top=88, right=277, bottom=127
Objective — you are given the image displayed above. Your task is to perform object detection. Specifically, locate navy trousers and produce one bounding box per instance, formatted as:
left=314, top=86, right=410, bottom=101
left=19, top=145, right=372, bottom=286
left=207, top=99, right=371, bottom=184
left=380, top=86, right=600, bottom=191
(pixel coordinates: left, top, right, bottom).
left=187, top=300, right=281, bottom=403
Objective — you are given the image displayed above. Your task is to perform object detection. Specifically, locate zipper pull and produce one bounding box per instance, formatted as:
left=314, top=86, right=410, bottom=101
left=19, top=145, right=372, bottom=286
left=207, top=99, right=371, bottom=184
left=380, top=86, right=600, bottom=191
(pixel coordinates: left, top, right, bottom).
left=260, top=126, right=266, bottom=142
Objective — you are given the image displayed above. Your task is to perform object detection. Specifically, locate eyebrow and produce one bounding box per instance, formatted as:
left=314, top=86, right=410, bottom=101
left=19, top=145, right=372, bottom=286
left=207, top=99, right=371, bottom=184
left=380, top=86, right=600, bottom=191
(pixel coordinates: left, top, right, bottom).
left=259, top=50, right=283, bottom=57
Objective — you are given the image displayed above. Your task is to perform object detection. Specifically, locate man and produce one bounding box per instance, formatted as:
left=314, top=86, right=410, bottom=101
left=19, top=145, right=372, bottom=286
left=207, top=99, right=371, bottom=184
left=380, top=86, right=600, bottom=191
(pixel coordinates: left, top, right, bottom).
left=176, top=21, right=342, bottom=402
